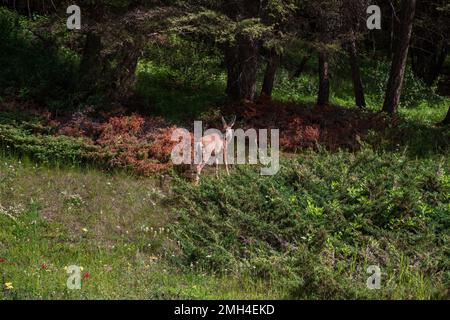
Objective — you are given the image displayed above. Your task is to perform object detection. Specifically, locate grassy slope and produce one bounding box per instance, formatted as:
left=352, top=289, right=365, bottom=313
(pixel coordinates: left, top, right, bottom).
left=1, top=146, right=448, bottom=299
left=171, top=149, right=449, bottom=300
left=0, top=158, right=285, bottom=299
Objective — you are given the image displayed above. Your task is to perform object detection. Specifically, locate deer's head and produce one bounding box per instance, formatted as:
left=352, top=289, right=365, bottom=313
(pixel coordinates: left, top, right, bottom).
left=221, top=115, right=236, bottom=141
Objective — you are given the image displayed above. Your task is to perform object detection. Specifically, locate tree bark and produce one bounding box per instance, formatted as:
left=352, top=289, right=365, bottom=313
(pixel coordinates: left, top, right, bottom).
left=347, top=30, right=366, bottom=108
left=225, top=48, right=240, bottom=100
left=382, top=0, right=417, bottom=114
left=224, top=35, right=258, bottom=102
left=426, top=43, right=448, bottom=85
left=261, top=49, right=280, bottom=98
left=317, top=51, right=330, bottom=106
left=78, top=32, right=103, bottom=96
left=78, top=32, right=142, bottom=103
left=108, top=38, right=142, bottom=102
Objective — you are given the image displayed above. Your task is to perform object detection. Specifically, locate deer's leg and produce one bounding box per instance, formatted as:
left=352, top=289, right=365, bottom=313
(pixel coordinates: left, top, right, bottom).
left=224, top=146, right=230, bottom=176
left=215, top=158, right=219, bottom=178
left=195, top=162, right=205, bottom=185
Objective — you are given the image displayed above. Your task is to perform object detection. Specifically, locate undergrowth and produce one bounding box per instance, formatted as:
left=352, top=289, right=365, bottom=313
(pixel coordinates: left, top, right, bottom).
left=170, top=148, right=450, bottom=299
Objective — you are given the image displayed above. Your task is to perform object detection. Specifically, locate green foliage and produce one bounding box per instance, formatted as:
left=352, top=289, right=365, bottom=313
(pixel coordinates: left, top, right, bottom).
left=365, top=119, right=450, bottom=157
left=0, top=124, right=103, bottom=165
left=136, top=36, right=227, bottom=120
left=273, top=52, right=450, bottom=124
left=170, top=0, right=296, bottom=48
left=273, top=69, right=318, bottom=103
left=170, top=10, right=237, bottom=44
left=362, top=60, right=444, bottom=109
left=1, top=1, right=449, bottom=301
left=0, top=8, right=78, bottom=110
left=171, top=148, right=450, bottom=299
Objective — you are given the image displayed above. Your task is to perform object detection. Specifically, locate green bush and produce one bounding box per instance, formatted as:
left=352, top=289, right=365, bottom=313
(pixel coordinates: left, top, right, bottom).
left=170, top=148, right=450, bottom=299
left=0, top=124, right=104, bottom=165
left=0, top=8, right=78, bottom=110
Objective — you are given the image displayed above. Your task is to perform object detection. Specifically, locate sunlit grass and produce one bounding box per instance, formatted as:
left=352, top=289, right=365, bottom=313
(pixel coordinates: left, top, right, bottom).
left=0, top=155, right=284, bottom=299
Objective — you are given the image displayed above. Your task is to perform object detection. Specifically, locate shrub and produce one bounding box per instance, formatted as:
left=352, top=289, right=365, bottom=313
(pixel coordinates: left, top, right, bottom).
left=0, top=124, right=103, bottom=165
left=95, top=115, right=176, bottom=174
left=170, top=148, right=450, bottom=299
left=0, top=8, right=78, bottom=110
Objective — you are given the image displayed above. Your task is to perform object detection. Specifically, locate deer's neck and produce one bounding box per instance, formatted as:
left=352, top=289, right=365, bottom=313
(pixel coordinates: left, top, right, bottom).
left=224, top=130, right=233, bottom=145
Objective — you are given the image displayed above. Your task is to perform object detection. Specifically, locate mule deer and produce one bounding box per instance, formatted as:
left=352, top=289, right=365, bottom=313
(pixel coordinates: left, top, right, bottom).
left=195, top=116, right=236, bottom=184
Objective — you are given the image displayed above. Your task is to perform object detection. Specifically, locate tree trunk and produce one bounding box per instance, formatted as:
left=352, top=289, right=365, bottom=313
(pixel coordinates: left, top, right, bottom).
left=317, top=51, right=330, bottom=106
left=225, top=35, right=258, bottom=102
left=78, top=32, right=142, bottom=104
left=382, top=0, right=417, bottom=114
left=108, top=38, right=142, bottom=102
left=78, top=32, right=103, bottom=97
left=225, top=48, right=240, bottom=100
left=261, top=49, right=280, bottom=98
left=426, top=43, right=448, bottom=85
left=347, top=30, right=366, bottom=108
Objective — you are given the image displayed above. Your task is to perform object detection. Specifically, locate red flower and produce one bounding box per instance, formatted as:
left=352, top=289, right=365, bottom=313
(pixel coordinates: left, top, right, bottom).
left=0, top=258, right=6, bottom=263
left=41, top=264, right=48, bottom=270
left=83, top=272, right=90, bottom=279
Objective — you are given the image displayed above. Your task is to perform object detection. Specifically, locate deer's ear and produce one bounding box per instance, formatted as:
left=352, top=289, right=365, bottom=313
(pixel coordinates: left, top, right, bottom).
left=221, top=116, right=227, bottom=127
left=229, top=115, right=236, bottom=127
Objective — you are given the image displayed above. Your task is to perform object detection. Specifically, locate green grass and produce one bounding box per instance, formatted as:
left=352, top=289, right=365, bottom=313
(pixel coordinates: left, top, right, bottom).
left=136, top=35, right=228, bottom=122
left=0, top=156, right=284, bottom=299
left=135, top=37, right=450, bottom=127
left=3, top=147, right=447, bottom=299
left=273, top=58, right=450, bottom=125
left=136, top=61, right=227, bottom=122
